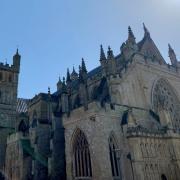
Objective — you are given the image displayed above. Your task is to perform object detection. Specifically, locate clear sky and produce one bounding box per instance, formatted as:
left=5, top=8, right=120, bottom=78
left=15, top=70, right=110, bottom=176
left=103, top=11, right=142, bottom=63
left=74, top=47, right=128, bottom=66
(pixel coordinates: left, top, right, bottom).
left=0, top=0, right=179, bottom=99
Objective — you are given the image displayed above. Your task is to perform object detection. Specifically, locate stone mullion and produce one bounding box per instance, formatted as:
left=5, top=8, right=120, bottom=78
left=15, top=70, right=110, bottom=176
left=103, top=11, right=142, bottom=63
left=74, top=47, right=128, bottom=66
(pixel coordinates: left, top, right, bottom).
left=86, top=148, right=90, bottom=177
left=73, top=151, right=76, bottom=177
left=88, top=150, right=92, bottom=176
left=79, top=148, right=83, bottom=177
left=81, top=148, right=85, bottom=177
left=76, top=149, right=80, bottom=177
left=112, top=146, right=117, bottom=177
left=82, top=148, right=87, bottom=177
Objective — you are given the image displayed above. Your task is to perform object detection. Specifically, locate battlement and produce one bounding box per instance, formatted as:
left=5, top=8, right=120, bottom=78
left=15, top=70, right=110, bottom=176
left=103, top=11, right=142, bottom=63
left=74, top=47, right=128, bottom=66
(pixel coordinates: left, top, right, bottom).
left=0, top=62, right=17, bottom=72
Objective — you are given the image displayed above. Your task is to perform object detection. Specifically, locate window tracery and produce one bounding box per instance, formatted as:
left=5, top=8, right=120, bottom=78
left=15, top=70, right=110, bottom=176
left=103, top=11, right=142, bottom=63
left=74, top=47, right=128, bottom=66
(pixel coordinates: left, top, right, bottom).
left=109, top=134, right=122, bottom=180
left=72, top=129, right=92, bottom=180
left=153, top=79, right=180, bottom=130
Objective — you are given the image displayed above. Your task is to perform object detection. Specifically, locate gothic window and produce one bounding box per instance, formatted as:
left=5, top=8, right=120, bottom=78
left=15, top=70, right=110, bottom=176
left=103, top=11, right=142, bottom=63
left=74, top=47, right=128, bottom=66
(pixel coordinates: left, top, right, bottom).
left=109, top=134, right=122, bottom=180
left=72, top=129, right=92, bottom=180
left=161, top=174, right=167, bottom=180
left=18, top=120, right=28, bottom=134
left=152, top=79, right=180, bottom=131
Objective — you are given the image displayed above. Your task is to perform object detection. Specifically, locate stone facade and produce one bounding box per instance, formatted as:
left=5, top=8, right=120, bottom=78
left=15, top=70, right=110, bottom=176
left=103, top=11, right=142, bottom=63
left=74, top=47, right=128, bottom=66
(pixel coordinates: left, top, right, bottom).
left=1, top=24, right=180, bottom=180
left=0, top=50, right=20, bottom=178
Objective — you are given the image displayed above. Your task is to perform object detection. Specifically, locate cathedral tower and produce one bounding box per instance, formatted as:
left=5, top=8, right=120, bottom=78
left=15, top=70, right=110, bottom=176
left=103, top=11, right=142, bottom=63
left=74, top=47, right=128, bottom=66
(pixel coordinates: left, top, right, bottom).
left=0, top=49, right=21, bottom=177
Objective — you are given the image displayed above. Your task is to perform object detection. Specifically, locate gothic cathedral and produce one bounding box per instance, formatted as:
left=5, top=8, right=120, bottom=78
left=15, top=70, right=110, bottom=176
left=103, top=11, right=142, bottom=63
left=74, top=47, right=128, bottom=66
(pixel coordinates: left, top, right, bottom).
left=0, top=25, right=180, bottom=180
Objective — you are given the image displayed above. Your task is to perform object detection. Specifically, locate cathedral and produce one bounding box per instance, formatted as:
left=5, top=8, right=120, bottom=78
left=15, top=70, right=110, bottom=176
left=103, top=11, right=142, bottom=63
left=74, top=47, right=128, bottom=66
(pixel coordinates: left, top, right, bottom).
left=0, top=24, right=180, bottom=180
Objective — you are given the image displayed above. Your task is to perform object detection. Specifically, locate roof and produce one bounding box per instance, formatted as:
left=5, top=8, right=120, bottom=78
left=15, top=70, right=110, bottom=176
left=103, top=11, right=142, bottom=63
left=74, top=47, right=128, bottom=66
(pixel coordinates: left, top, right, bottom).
left=17, top=98, right=29, bottom=113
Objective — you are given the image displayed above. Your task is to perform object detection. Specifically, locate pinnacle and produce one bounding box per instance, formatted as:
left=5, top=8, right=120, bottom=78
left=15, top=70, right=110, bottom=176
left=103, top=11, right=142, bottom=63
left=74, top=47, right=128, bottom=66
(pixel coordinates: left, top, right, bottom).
left=100, top=44, right=106, bottom=61
left=107, top=46, right=114, bottom=59
left=143, top=23, right=150, bottom=38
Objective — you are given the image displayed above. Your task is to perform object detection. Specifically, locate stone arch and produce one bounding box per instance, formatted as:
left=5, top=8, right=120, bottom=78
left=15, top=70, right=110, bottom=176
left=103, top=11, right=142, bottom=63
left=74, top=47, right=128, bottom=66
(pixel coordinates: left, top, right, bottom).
left=152, top=78, right=180, bottom=130
left=71, top=128, right=92, bottom=179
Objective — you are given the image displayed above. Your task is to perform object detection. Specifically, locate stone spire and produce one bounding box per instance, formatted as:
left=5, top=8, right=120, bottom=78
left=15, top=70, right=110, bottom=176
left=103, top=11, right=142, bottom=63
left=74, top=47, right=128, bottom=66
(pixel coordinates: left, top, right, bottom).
left=107, top=46, right=114, bottom=60
left=66, top=68, right=71, bottom=83
left=168, top=44, right=178, bottom=66
left=100, top=45, right=106, bottom=61
left=127, top=26, right=136, bottom=44
left=71, top=66, right=78, bottom=81
left=143, top=23, right=151, bottom=39
left=13, top=48, right=21, bottom=72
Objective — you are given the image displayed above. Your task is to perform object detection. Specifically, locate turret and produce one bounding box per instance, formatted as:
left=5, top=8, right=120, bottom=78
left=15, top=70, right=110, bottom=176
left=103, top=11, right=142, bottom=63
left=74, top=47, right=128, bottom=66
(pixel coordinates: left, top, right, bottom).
left=168, top=44, right=178, bottom=67
left=13, top=49, right=21, bottom=72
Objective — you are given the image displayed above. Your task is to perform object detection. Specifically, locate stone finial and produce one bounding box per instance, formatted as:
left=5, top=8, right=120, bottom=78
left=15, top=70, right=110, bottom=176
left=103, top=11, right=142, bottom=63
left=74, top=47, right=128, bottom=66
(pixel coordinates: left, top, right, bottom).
left=107, top=46, right=114, bottom=59
left=48, top=87, right=51, bottom=95
left=143, top=23, right=151, bottom=39
left=100, top=44, right=106, bottom=61
left=128, top=26, right=136, bottom=44
left=168, top=44, right=178, bottom=66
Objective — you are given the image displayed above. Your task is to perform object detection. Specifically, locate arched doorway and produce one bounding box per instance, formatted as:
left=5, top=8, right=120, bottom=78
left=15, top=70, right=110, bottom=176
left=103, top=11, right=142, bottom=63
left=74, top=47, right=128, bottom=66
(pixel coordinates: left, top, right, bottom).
left=161, top=174, right=167, bottom=180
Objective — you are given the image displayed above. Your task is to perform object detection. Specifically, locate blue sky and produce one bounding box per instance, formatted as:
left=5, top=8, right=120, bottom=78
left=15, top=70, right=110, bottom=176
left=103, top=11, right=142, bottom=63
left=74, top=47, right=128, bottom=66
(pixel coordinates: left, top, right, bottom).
left=0, top=0, right=179, bottom=98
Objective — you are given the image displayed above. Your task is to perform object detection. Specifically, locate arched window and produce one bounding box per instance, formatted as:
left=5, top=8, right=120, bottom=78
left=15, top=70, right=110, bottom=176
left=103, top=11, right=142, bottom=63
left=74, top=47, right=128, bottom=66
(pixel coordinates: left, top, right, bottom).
left=109, top=134, right=122, bottom=180
left=72, top=129, right=92, bottom=179
left=152, top=78, right=180, bottom=130
left=18, top=120, right=27, bottom=132
left=161, top=174, right=167, bottom=180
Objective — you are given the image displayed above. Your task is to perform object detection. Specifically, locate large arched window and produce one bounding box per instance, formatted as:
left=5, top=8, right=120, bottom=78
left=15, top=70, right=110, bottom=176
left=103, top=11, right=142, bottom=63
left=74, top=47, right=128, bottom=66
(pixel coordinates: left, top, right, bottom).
left=161, top=174, right=167, bottom=180
left=72, top=129, right=92, bottom=179
left=109, top=134, right=122, bottom=180
left=152, top=79, right=180, bottom=131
